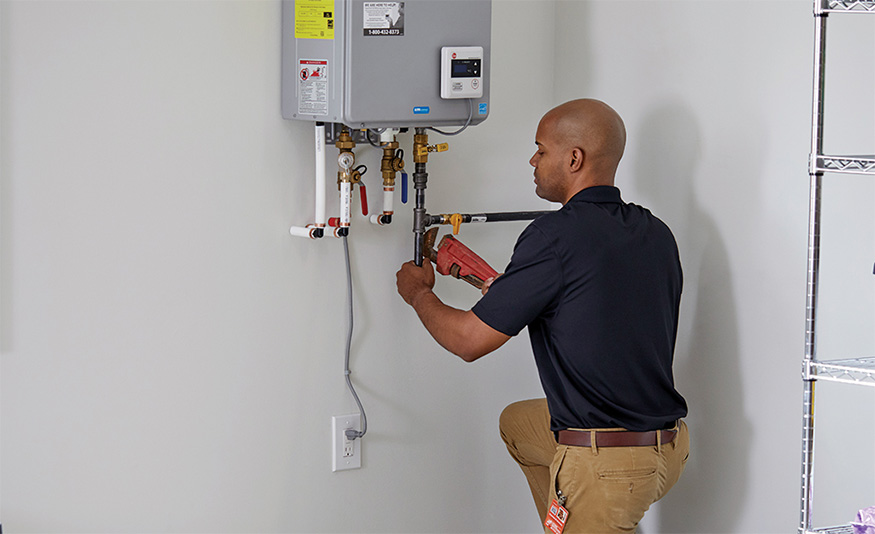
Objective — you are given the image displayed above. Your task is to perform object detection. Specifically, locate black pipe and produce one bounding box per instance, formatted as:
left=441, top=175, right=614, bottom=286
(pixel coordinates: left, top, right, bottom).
left=413, top=161, right=428, bottom=266
left=425, top=210, right=553, bottom=227
left=474, top=211, right=553, bottom=222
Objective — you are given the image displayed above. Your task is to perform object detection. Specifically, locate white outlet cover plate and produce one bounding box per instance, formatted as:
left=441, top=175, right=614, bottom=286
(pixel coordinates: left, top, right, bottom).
left=332, top=413, right=361, bottom=472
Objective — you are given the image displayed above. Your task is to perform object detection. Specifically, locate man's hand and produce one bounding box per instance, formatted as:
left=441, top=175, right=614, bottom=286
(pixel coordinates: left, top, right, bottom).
left=396, top=258, right=436, bottom=307
left=395, top=258, right=511, bottom=362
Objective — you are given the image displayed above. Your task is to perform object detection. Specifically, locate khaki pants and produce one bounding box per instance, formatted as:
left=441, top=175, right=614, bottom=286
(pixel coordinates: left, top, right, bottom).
left=499, top=399, right=689, bottom=533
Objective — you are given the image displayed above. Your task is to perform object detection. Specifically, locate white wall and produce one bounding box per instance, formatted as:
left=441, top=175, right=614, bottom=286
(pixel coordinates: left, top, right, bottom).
left=1, top=1, right=873, bottom=533
left=552, top=2, right=874, bottom=533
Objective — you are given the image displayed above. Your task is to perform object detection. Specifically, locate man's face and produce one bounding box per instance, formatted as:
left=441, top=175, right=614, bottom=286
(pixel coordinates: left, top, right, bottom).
left=529, top=117, right=566, bottom=203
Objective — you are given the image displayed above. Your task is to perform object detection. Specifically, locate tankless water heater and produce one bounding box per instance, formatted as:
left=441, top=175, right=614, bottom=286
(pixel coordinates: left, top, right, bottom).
left=281, top=0, right=491, bottom=129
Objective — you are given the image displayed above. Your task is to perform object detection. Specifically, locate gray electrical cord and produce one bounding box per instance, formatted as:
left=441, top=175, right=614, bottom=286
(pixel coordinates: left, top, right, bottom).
left=427, top=98, right=473, bottom=137
left=342, top=235, right=367, bottom=440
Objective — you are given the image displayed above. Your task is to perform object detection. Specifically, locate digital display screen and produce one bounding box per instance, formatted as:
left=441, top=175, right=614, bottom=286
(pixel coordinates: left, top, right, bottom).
left=450, top=59, right=481, bottom=78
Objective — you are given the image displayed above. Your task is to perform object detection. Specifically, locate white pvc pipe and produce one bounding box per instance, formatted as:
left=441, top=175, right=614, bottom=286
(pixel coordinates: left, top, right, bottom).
left=314, top=123, right=326, bottom=228
left=290, top=225, right=316, bottom=239
left=383, top=186, right=394, bottom=215
left=369, top=187, right=396, bottom=225
left=289, top=123, right=328, bottom=239
left=339, top=182, right=352, bottom=227
left=380, top=128, right=399, bottom=144
left=289, top=225, right=344, bottom=238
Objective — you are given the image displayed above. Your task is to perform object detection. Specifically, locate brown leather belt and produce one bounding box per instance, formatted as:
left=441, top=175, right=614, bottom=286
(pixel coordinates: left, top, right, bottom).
left=557, top=428, right=677, bottom=448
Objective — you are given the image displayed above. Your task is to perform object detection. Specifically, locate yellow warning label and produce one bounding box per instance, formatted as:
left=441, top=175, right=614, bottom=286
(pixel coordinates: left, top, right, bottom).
left=295, top=0, right=335, bottom=40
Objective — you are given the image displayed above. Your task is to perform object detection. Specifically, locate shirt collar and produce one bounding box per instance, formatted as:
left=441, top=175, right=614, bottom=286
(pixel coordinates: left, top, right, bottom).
left=566, top=185, right=623, bottom=204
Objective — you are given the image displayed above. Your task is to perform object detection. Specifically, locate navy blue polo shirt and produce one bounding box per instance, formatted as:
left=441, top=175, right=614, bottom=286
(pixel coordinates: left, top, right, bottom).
left=472, top=186, right=687, bottom=432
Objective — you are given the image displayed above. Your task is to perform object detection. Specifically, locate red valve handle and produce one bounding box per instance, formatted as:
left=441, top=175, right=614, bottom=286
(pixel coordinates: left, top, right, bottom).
left=328, top=217, right=339, bottom=227
left=359, top=184, right=368, bottom=216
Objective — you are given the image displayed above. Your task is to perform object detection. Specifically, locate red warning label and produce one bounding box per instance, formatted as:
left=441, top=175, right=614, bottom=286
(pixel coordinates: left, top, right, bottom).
left=298, top=59, right=328, bottom=115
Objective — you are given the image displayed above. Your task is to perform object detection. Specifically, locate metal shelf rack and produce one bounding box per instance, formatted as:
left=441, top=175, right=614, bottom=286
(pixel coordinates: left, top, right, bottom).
left=804, top=357, right=875, bottom=386
left=800, top=1, right=875, bottom=533
left=815, top=155, right=875, bottom=175
left=824, top=0, right=875, bottom=13
left=808, top=526, right=857, bottom=534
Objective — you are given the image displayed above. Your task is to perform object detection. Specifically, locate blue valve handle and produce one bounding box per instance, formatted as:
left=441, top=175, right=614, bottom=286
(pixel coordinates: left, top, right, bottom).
left=401, top=172, right=408, bottom=204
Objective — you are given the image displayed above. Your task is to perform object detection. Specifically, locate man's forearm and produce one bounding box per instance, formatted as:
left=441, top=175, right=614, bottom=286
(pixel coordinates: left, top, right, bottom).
left=410, top=290, right=473, bottom=359
left=396, top=259, right=510, bottom=361
left=410, top=290, right=509, bottom=362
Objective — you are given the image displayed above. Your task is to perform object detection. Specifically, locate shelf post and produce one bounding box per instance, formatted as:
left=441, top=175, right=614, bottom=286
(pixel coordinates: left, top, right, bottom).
left=800, top=5, right=828, bottom=533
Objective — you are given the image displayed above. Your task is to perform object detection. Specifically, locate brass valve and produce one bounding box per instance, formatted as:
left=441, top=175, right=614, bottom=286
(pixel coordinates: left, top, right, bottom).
left=413, top=132, right=429, bottom=164
left=336, top=127, right=356, bottom=187
left=381, top=142, right=403, bottom=187
left=412, top=133, right=448, bottom=164
left=337, top=152, right=355, bottom=187
left=335, top=129, right=356, bottom=152
left=338, top=164, right=366, bottom=189
left=415, top=143, right=449, bottom=158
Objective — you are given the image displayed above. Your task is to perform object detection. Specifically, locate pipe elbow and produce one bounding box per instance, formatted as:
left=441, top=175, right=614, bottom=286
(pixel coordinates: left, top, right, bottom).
left=290, top=225, right=322, bottom=239
left=369, top=214, right=393, bottom=225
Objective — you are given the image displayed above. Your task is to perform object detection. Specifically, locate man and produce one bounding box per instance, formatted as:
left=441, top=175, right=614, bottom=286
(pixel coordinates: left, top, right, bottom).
left=396, top=99, right=689, bottom=533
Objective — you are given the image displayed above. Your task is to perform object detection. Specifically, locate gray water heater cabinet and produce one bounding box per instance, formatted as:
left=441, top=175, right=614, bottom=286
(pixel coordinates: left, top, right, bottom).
left=282, top=0, right=491, bottom=129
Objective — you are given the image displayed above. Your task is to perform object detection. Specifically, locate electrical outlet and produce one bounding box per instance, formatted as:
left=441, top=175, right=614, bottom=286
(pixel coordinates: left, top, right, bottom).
left=332, top=414, right=361, bottom=472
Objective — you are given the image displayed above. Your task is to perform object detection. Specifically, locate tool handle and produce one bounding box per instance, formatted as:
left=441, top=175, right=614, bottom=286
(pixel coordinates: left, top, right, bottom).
left=461, top=274, right=485, bottom=289
left=449, top=266, right=485, bottom=289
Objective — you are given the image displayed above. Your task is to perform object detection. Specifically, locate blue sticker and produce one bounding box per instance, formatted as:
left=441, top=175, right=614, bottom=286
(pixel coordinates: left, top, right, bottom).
left=478, top=103, right=488, bottom=115
left=414, top=106, right=430, bottom=114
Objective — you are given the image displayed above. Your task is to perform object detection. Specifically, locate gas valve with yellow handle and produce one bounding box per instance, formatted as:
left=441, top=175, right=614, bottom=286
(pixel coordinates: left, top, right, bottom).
left=415, top=142, right=449, bottom=158
left=449, top=213, right=464, bottom=235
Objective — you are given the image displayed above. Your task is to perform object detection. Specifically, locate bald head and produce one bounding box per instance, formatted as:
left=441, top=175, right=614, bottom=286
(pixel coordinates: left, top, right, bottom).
left=543, top=99, right=626, bottom=185
left=530, top=99, right=628, bottom=203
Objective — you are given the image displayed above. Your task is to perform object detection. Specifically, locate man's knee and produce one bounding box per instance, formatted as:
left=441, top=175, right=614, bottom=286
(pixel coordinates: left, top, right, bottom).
left=499, top=400, right=524, bottom=437
left=499, top=398, right=548, bottom=444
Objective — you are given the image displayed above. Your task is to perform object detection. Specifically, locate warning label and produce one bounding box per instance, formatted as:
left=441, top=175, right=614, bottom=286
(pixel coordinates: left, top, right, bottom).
left=363, top=2, right=404, bottom=36
left=295, top=0, right=334, bottom=40
left=298, top=59, right=329, bottom=115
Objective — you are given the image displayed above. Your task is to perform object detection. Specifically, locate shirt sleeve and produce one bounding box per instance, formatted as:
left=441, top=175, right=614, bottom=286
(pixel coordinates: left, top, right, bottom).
left=472, top=222, right=562, bottom=336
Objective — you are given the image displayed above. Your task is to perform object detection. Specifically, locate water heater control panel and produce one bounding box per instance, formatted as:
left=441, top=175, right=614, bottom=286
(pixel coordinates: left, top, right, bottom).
left=440, top=46, right=484, bottom=99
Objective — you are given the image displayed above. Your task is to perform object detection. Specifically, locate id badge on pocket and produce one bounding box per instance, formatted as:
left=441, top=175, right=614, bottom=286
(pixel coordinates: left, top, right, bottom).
left=545, top=498, right=569, bottom=534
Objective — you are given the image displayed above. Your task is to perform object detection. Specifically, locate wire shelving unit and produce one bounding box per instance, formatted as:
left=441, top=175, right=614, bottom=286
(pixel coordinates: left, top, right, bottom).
left=800, top=1, right=875, bottom=533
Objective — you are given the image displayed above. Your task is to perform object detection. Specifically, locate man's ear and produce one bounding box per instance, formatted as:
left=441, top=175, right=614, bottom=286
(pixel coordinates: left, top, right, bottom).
left=569, top=147, right=584, bottom=172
